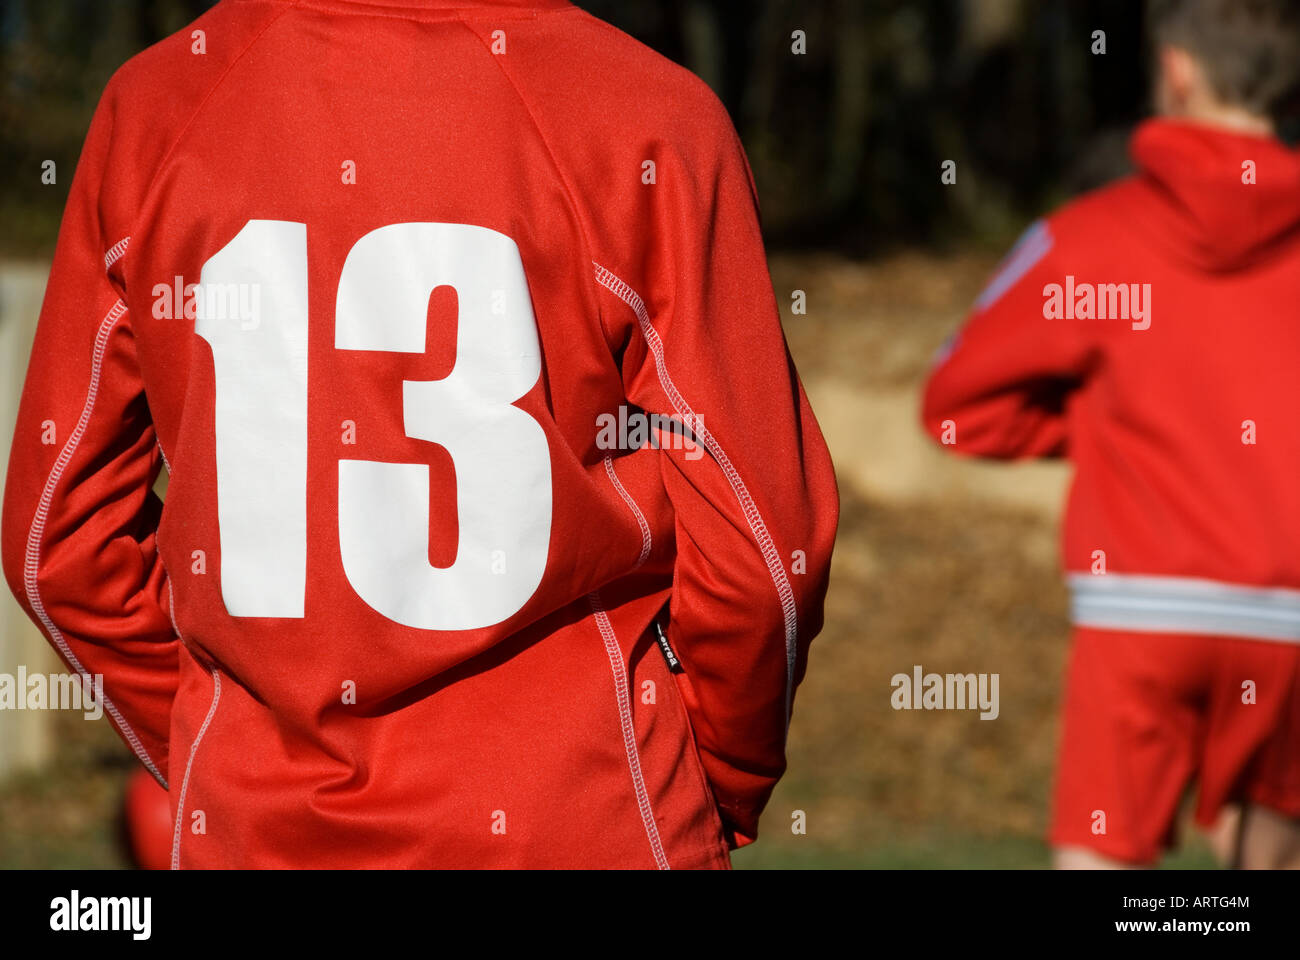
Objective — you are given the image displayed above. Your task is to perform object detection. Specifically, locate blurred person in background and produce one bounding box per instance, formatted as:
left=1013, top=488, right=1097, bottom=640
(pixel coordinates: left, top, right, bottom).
left=923, top=0, right=1300, bottom=869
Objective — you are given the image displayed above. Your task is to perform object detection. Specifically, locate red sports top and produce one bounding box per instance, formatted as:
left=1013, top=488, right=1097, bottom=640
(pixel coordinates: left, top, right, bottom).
left=1, top=0, right=838, bottom=868
left=924, top=119, right=1300, bottom=644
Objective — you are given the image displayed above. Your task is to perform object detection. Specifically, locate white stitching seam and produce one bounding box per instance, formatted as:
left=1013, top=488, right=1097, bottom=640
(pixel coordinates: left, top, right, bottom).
left=602, top=456, right=651, bottom=567
left=103, top=236, right=130, bottom=272
left=155, top=439, right=173, bottom=476
left=588, top=590, right=670, bottom=869
left=170, top=666, right=220, bottom=870
left=21, top=294, right=168, bottom=786
left=592, top=262, right=800, bottom=723
left=165, top=577, right=182, bottom=640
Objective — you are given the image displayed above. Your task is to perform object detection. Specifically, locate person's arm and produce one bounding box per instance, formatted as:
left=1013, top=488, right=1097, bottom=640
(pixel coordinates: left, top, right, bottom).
left=922, top=220, right=1095, bottom=458
left=593, top=102, right=839, bottom=848
left=1, top=80, right=178, bottom=786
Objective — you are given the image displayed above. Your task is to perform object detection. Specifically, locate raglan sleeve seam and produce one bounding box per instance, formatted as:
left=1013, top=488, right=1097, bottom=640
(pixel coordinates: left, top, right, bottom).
left=453, top=15, right=622, bottom=352
left=117, top=0, right=307, bottom=268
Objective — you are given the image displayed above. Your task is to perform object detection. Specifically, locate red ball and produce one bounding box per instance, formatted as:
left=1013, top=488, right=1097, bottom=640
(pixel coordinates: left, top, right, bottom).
left=123, top=769, right=172, bottom=870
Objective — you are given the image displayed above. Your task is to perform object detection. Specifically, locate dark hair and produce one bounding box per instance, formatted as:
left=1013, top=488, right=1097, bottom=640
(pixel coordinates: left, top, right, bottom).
left=1149, top=0, right=1300, bottom=123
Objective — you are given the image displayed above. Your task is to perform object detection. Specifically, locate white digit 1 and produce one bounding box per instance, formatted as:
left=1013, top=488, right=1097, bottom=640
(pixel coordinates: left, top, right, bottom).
left=335, top=223, right=551, bottom=630
left=196, top=219, right=308, bottom=617
left=198, top=220, right=551, bottom=629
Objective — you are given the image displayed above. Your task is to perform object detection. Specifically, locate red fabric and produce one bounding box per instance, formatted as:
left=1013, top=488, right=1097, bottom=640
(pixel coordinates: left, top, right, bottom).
left=923, top=119, right=1300, bottom=593
left=1050, top=627, right=1300, bottom=865
left=124, top=769, right=173, bottom=870
left=1, top=0, right=838, bottom=868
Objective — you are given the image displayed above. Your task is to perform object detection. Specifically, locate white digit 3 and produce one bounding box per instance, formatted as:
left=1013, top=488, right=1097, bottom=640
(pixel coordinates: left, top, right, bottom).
left=336, top=223, right=551, bottom=629
left=198, top=220, right=552, bottom=629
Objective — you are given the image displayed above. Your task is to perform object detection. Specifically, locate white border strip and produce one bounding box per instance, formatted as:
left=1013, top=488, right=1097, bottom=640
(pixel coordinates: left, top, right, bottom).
left=1068, top=572, right=1300, bottom=643
left=972, top=219, right=1052, bottom=312
left=593, top=262, right=799, bottom=720
left=588, top=591, right=670, bottom=869
left=21, top=297, right=167, bottom=785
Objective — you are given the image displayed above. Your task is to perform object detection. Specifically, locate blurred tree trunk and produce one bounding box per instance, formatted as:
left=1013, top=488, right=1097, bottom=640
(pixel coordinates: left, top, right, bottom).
left=823, top=0, right=869, bottom=212
left=960, top=0, right=1022, bottom=53
left=681, top=0, right=724, bottom=95
left=740, top=0, right=788, bottom=137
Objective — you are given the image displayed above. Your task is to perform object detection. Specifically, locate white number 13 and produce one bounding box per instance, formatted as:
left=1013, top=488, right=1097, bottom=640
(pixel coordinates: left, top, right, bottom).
left=196, top=220, right=552, bottom=630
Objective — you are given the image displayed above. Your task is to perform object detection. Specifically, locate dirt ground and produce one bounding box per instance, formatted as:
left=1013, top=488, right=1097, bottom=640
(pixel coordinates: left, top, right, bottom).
left=741, top=252, right=1213, bottom=868
left=0, top=251, right=1216, bottom=868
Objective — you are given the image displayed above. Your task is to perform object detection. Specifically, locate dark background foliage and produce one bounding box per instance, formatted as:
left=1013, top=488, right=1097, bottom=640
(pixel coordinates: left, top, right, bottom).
left=1, top=0, right=1149, bottom=256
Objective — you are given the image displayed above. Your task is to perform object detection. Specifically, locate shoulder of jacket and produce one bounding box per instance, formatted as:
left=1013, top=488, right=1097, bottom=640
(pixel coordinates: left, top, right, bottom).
left=105, top=0, right=285, bottom=108
left=1045, top=175, right=1146, bottom=241
left=91, top=1, right=291, bottom=245
left=540, top=9, right=738, bottom=149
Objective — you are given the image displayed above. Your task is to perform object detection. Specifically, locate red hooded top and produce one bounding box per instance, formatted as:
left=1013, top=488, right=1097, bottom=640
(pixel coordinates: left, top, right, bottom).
left=924, top=119, right=1300, bottom=642
left=0, top=0, right=838, bottom=868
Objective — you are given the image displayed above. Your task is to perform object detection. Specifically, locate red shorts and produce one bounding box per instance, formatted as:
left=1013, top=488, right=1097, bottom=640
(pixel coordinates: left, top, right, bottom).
left=1050, top=626, right=1300, bottom=864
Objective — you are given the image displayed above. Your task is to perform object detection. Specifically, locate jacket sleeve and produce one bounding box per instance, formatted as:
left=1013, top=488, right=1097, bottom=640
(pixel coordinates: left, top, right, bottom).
left=921, top=220, right=1095, bottom=458
left=0, top=80, right=178, bottom=786
left=595, top=107, right=839, bottom=848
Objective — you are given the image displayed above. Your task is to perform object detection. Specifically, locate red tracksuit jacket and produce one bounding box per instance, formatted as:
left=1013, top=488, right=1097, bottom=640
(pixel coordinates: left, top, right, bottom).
left=924, top=119, right=1300, bottom=643
left=1, top=0, right=838, bottom=868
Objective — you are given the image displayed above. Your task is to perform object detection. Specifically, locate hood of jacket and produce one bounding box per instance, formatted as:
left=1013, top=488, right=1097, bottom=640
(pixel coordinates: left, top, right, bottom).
left=1130, top=118, right=1300, bottom=272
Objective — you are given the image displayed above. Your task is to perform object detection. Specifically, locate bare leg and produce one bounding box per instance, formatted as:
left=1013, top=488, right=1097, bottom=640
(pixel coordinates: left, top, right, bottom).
left=1237, top=805, right=1300, bottom=870
left=1204, top=804, right=1243, bottom=868
left=1052, top=846, right=1146, bottom=870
